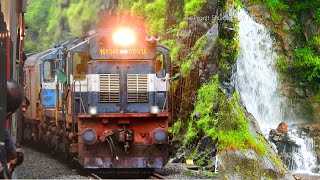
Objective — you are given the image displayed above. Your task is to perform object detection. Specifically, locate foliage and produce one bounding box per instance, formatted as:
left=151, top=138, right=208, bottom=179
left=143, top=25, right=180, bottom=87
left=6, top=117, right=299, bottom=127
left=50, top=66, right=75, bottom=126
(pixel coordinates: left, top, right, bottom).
left=292, top=23, right=302, bottom=34
left=267, top=0, right=287, bottom=23
left=179, top=34, right=209, bottom=76
left=130, top=0, right=146, bottom=16
left=24, top=0, right=54, bottom=52
left=314, top=36, right=320, bottom=46
left=315, top=8, right=320, bottom=24
left=294, top=43, right=320, bottom=81
left=315, top=91, right=320, bottom=102
left=192, top=34, right=209, bottom=57
left=184, top=0, right=206, bottom=17
left=266, top=0, right=288, bottom=11
left=248, top=0, right=320, bottom=86
left=219, top=35, right=239, bottom=70
left=276, top=54, right=289, bottom=77
left=144, top=0, right=167, bottom=35
left=25, top=0, right=100, bottom=53
left=269, top=154, right=283, bottom=168
left=168, top=119, right=182, bottom=135
left=162, top=39, right=180, bottom=63
left=184, top=75, right=219, bottom=143
left=65, top=0, right=100, bottom=36
left=217, top=92, right=267, bottom=154
left=129, top=0, right=167, bottom=35
left=180, top=59, right=192, bottom=77
left=185, top=121, right=198, bottom=143
left=184, top=171, right=192, bottom=176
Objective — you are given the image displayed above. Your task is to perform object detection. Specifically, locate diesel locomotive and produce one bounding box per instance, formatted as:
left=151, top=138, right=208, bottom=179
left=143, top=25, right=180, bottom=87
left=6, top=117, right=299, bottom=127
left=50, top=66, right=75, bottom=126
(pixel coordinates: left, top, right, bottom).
left=22, top=18, right=174, bottom=172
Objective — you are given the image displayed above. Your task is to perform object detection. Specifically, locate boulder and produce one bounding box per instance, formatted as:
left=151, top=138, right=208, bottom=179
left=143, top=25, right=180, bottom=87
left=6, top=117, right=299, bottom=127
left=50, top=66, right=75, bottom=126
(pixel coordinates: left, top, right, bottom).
left=171, top=147, right=186, bottom=163
left=311, top=166, right=320, bottom=173
left=218, top=149, right=295, bottom=180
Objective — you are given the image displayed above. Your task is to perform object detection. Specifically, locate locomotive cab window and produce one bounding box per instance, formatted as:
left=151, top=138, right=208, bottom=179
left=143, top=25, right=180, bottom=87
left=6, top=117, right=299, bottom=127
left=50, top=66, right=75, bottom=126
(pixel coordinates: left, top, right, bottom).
left=43, top=59, right=56, bottom=82
left=155, top=52, right=166, bottom=78
left=73, top=51, right=91, bottom=80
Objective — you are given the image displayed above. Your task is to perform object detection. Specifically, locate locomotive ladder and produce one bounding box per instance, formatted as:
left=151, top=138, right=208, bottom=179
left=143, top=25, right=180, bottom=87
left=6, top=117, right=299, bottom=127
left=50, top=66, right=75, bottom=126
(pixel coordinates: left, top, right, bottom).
left=72, top=80, right=86, bottom=132
left=73, top=80, right=86, bottom=114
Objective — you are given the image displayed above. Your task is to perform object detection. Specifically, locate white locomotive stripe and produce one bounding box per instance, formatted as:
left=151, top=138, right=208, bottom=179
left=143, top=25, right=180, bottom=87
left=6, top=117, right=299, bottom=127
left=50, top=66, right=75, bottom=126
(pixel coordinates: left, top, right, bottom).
left=70, top=74, right=88, bottom=92
left=87, top=74, right=168, bottom=92
left=148, top=73, right=169, bottom=92
left=88, top=74, right=100, bottom=92
left=148, top=74, right=155, bottom=91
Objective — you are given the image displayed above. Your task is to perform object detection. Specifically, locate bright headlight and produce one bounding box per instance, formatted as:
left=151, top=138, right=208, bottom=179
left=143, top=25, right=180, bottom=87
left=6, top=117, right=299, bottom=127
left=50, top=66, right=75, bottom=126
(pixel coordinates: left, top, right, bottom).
left=112, top=28, right=136, bottom=46
left=89, top=106, right=97, bottom=115
left=150, top=106, right=160, bottom=114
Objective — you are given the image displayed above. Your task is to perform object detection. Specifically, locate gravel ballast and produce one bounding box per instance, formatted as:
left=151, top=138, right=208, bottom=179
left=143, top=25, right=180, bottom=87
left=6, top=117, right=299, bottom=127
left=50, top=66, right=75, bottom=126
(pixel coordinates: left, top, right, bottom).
left=12, top=146, right=217, bottom=179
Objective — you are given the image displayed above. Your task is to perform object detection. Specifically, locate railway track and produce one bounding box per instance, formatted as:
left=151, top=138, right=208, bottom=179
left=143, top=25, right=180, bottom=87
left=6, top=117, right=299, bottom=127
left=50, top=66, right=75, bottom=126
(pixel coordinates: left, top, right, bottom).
left=88, top=172, right=165, bottom=179
left=88, top=172, right=101, bottom=179
left=149, top=172, right=165, bottom=179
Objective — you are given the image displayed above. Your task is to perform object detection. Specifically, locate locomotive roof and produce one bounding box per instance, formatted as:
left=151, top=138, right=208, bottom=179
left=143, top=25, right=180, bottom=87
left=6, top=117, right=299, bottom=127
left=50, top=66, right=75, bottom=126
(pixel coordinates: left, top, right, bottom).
left=24, top=49, right=53, bottom=67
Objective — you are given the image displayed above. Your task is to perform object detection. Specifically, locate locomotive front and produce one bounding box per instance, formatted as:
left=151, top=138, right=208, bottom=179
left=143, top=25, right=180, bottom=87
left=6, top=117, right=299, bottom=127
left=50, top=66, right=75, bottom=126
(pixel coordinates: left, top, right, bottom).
left=68, top=27, right=172, bottom=170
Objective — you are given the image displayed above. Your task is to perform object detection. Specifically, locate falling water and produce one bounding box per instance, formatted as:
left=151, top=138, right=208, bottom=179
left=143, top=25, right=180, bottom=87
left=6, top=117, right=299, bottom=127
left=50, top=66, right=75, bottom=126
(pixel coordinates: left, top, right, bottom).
left=235, top=9, right=317, bottom=173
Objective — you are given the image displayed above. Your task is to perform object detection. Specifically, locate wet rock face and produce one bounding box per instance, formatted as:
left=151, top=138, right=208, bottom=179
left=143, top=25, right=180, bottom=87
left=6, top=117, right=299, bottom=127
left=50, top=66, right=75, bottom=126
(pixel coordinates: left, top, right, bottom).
left=268, top=123, right=320, bottom=172
left=218, top=149, right=295, bottom=180
left=171, top=136, right=218, bottom=173
left=268, top=126, right=301, bottom=171
left=171, top=147, right=186, bottom=163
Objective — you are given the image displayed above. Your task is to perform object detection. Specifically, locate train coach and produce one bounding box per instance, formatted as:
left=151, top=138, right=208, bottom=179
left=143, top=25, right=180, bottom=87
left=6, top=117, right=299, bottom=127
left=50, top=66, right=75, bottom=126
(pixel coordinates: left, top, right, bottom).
left=22, top=20, right=175, bottom=173
left=0, top=0, right=28, bottom=145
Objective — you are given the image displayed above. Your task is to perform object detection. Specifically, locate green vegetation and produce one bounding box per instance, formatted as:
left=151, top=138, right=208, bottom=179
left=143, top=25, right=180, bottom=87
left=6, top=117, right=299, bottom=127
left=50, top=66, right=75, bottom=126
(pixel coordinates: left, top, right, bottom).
left=315, top=8, right=320, bottom=24
left=266, top=0, right=288, bottom=23
left=219, top=36, right=239, bottom=70
left=162, top=39, right=180, bottom=62
left=65, top=0, right=100, bottom=35
left=219, top=2, right=239, bottom=72
left=215, top=0, right=267, bottom=154
left=217, top=92, right=266, bottom=154
left=247, top=0, right=320, bottom=84
left=179, top=34, right=210, bottom=76
left=129, top=0, right=167, bottom=35
left=235, top=165, right=240, bottom=172
left=276, top=53, right=289, bottom=78
left=184, top=0, right=206, bottom=17
left=315, top=92, right=320, bottom=102
left=25, top=0, right=100, bottom=52
left=269, top=154, right=283, bottom=169
left=180, top=59, right=192, bottom=77
left=24, top=0, right=54, bottom=52
left=184, top=75, right=219, bottom=143
left=185, top=171, right=192, bottom=176
left=294, top=44, right=320, bottom=81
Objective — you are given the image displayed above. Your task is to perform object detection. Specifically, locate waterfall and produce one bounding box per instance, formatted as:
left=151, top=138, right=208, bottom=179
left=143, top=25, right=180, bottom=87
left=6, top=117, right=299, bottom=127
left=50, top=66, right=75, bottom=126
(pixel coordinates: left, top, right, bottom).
left=235, top=9, right=317, bottom=173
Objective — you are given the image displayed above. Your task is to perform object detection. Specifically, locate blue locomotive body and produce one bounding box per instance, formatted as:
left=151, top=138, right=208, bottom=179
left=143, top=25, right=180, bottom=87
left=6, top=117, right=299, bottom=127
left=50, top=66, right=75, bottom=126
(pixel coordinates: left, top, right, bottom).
left=22, top=26, right=173, bottom=171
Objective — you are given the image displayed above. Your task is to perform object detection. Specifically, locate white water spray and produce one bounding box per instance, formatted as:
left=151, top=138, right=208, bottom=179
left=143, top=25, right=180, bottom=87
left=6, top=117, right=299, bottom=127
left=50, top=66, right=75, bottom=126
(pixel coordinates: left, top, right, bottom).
left=235, top=9, right=317, bottom=173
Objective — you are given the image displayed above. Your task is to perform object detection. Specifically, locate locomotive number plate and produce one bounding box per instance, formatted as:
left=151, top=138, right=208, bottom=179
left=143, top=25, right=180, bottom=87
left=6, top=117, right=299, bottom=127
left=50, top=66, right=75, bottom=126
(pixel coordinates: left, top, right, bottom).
left=100, top=48, right=119, bottom=55
left=99, top=48, right=147, bottom=55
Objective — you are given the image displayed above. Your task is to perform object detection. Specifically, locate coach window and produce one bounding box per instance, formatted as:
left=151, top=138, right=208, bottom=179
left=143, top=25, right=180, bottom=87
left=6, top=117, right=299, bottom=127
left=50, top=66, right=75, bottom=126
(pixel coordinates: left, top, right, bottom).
left=155, top=52, right=166, bottom=78
left=43, top=59, right=56, bottom=82
left=73, top=51, right=90, bottom=80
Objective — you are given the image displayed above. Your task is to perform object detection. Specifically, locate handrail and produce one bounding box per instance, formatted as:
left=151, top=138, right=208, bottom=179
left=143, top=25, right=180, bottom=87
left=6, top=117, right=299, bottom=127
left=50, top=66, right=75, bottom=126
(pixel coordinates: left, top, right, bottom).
left=73, top=80, right=86, bottom=114
left=72, top=80, right=86, bottom=132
